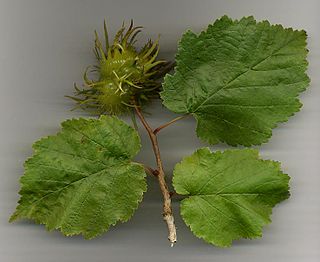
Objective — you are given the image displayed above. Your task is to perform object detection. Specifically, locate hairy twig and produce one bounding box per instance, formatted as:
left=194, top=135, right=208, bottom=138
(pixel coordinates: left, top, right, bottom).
left=134, top=105, right=177, bottom=246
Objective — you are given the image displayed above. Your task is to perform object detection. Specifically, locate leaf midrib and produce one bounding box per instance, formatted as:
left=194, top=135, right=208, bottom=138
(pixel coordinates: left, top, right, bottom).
left=19, top=162, right=121, bottom=217
left=192, top=33, right=302, bottom=113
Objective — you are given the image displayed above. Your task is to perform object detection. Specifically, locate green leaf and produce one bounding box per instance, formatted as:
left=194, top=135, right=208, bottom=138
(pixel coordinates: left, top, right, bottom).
left=10, top=115, right=147, bottom=239
left=173, top=148, right=289, bottom=247
left=161, top=16, right=309, bottom=146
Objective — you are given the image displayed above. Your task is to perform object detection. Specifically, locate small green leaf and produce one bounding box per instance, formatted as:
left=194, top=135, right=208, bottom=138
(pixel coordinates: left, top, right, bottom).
left=173, top=148, right=289, bottom=247
left=161, top=16, right=309, bottom=146
left=10, top=115, right=147, bottom=239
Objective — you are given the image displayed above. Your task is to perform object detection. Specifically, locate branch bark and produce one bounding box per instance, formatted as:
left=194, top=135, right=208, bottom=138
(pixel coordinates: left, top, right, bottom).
left=134, top=105, right=177, bottom=246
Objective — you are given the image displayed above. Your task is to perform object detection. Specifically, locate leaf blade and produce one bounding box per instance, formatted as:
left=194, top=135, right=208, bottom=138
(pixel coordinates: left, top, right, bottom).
left=162, top=16, right=309, bottom=146
left=173, top=148, right=289, bottom=247
left=10, top=116, right=147, bottom=239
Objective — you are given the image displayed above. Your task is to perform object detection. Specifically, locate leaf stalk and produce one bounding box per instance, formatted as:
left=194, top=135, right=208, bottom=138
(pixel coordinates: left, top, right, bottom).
left=153, top=114, right=190, bottom=135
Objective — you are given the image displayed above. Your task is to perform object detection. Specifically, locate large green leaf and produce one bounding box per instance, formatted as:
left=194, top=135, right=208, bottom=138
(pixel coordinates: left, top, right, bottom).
left=161, top=16, right=309, bottom=146
left=173, top=148, right=289, bottom=247
left=10, top=116, right=147, bottom=239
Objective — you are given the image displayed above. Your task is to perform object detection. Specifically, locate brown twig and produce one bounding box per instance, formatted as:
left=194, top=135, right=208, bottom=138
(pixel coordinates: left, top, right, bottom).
left=134, top=105, right=177, bottom=246
left=153, top=114, right=189, bottom=135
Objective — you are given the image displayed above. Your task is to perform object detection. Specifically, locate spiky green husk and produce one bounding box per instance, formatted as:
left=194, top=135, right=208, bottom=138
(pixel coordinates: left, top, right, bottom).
left=68, top=20, right=173, bottom=115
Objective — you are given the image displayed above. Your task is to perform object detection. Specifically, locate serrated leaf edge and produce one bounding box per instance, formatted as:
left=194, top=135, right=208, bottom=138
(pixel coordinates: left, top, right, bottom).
left=173, top=148, right=290, bottom=247
left=10, top=116, right=147, bottom=240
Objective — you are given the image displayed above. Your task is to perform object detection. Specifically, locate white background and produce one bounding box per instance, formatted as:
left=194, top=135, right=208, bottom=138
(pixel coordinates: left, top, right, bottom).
left=0, top=0, right=319, bottom=261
